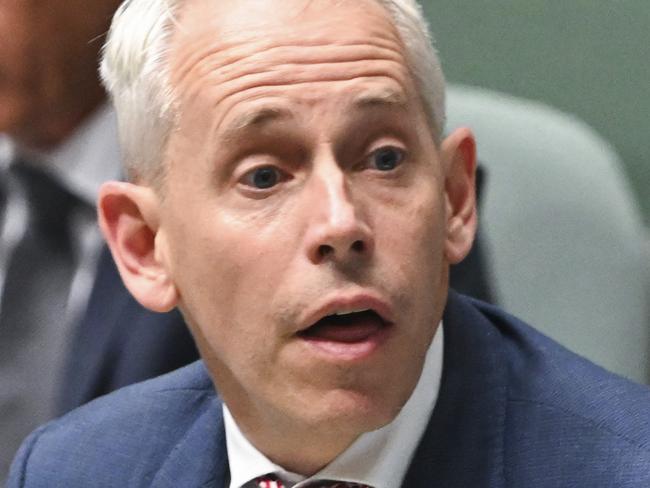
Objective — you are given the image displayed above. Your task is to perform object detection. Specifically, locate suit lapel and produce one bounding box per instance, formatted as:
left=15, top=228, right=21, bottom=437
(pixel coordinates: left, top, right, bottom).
left=402, top=291, right=508, bottom=487
left=151, top=393, right=230, bottom=488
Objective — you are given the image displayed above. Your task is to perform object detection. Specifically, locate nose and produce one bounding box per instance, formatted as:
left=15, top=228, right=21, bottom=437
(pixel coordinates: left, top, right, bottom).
left=304, top=166, right=374, bottom=265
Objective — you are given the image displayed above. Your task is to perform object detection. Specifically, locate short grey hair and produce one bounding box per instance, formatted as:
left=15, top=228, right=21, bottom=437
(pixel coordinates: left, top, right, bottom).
left=100, top=0, right=446, bottom=184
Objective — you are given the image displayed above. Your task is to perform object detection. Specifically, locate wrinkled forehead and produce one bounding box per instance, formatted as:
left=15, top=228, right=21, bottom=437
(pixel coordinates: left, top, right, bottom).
left=164, top=0, right=420, bottom=138
left=172, top=0, right=395, bottom=41
left=168, top=0, right=405, bottom=84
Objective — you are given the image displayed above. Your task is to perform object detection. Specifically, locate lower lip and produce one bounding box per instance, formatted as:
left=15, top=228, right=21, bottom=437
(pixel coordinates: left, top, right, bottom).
left=298, top=323, right=392, bottom=361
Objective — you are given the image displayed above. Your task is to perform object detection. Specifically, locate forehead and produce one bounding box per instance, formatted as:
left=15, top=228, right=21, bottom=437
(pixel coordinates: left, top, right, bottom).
left=168, top=0, right=415, bottom=118
left=173, top=0, right=396, bottom=43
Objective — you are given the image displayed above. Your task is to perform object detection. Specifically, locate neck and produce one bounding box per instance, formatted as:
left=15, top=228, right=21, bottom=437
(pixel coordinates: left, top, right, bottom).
left=236, top=409, right=362, bottom=476
left=213, top=374, right=374, bottom=476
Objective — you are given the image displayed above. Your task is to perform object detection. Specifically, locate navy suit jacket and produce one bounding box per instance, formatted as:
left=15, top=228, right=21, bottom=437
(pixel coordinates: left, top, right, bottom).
left=9, top=292, right=650, bottom=487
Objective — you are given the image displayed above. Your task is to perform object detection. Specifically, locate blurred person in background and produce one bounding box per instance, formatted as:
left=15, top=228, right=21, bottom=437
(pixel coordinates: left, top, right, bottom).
left=0, top=0, right=198, bottom=479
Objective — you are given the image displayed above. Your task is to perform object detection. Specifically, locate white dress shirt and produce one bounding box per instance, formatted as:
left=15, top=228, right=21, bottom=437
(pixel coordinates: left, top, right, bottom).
left=224, top=323, right=444, bottom=488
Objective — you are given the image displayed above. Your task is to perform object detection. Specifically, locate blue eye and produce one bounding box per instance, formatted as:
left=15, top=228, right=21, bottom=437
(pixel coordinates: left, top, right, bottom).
left=371, top=147, right=404, bottom=171
left=243, top=166, right=282, bottom=189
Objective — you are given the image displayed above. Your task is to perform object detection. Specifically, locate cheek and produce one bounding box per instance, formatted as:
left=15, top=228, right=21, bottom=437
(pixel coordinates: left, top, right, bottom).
left=166, top=202, right=294, bottom=341
left=377, top=182, right=447, bottom=316
left=381, top=180, right=446, bottom=265
left=170, top=220, right=245, bottom=319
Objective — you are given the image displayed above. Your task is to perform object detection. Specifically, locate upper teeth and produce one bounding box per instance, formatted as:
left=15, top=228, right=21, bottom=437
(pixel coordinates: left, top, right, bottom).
left=334, top=308, right=370, bottom=316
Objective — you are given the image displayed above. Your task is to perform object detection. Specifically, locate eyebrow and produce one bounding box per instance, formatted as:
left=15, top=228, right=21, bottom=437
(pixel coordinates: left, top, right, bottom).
left=221, top=106, right=292, bottom=142
left=352, top=89, right=409, bottom=111
left=219, top=89, right=409, bottom=142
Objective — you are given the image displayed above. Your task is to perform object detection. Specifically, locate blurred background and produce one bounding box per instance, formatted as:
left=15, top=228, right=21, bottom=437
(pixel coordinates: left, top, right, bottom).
left=423, top=0, right=650, bottom=221
left=420, top=0, right=649, bottom=383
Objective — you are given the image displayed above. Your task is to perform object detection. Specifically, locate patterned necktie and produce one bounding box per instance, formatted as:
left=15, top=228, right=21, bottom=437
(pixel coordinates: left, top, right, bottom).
left=255, top=475, right=372, bottom=488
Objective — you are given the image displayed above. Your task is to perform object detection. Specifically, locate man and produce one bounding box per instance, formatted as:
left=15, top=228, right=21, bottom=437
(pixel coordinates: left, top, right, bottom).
left=0, top=1, right=488, bottom=477
left=0, top=0, right=198, bottom=478
left=9, top=0, right=650, bottom=486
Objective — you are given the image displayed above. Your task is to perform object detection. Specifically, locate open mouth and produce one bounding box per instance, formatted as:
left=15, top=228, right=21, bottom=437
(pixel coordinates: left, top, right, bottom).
left=298, top=309, right=389, bottom=344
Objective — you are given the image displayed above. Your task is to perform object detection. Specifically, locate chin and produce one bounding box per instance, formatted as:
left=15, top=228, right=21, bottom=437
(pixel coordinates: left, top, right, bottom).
left=302, top=384, right=410, bottom=434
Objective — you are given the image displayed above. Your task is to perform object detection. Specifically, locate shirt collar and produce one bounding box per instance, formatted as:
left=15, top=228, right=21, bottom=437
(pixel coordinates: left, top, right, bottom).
left=3, top=104, right=121, bottom=207
left=225, top=321, right=444, bottom=488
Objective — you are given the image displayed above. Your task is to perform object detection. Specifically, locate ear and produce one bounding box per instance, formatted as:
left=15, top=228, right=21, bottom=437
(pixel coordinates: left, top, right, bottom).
left=440, top=127, right=478, bottom=265
left=97, top=181, right=179, bottom=312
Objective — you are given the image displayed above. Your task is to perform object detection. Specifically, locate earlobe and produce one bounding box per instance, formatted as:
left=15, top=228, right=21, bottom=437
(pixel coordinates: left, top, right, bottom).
left=441, top=127, right=478, bottom=265
left=98, top=181, right=179, bottom=312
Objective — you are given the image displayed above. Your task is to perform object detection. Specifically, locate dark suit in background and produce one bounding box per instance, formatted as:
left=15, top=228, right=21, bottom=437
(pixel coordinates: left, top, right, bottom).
left=56, top=247, right=198, bottom=415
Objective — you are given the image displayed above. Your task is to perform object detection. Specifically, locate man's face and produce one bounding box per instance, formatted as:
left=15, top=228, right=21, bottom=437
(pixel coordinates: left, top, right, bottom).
left=153, top=0, right=470, bottom=459
left=0, top=0, right=120, bottom=146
